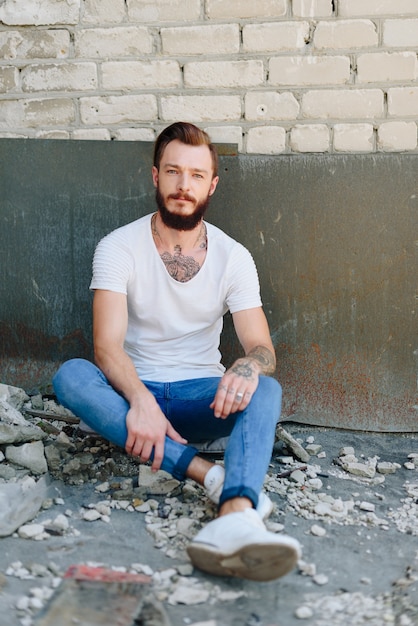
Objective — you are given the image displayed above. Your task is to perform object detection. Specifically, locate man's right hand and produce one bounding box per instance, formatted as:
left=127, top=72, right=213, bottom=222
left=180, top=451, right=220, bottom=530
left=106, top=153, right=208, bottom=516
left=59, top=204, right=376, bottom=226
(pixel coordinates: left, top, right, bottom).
left=125, top=394, right=187, bottom=473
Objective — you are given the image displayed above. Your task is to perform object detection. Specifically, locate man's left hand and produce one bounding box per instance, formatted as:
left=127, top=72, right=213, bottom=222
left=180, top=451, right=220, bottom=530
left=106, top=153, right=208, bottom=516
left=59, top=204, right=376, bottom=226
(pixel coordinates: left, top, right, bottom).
left=210, top=357, right=259, bottom=419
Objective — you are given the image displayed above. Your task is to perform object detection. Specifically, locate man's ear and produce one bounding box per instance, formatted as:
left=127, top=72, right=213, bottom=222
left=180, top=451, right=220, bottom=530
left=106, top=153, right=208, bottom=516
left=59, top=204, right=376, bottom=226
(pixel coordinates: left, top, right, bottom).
left=152, top=166, right=159, bottom=188
left=209, top=175, right=219, bottom=196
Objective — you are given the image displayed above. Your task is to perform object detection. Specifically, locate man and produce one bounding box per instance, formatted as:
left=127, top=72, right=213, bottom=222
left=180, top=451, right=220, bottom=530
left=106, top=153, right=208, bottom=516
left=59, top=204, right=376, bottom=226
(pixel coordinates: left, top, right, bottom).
left=53, top=121, right=301, bottom=581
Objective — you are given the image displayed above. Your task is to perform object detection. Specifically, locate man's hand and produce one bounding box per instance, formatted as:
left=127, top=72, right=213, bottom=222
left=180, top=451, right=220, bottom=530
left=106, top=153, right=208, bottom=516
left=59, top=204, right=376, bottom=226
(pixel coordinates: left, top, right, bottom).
left=210, top=356, right=260, bottom=419
left=125, top=393, right=187, bottom=472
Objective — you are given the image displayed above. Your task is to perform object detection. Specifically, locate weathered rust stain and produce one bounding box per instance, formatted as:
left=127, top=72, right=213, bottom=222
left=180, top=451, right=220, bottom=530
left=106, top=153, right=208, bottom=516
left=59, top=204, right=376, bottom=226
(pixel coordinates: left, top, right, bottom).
left=0, top=322, right=92, bottom=392
left=278, top=342, right=416, bottom=432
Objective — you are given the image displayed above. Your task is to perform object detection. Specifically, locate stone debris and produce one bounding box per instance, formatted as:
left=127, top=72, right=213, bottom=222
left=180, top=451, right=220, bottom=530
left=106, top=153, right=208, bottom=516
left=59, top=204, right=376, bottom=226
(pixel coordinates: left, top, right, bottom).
left=298, top=591, right=397, bottom=625
left=1, top=384, right=418, bottom=624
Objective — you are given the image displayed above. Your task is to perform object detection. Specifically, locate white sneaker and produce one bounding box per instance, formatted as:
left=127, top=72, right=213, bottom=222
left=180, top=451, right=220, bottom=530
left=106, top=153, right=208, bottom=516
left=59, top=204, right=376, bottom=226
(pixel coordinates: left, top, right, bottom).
left=204, top=465, right=274, bottom=520
left=187, top=508, right=301, bottom=581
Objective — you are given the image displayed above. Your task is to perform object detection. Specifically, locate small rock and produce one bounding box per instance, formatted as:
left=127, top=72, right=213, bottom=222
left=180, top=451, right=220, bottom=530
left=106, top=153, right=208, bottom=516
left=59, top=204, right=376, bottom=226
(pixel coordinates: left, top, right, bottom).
left=290, top=469, right=306, bottom=484
left=82, top=509, right=102, bottom=522
left=168, top=584, right=210, bottom=605
left=18, top=523, right=45, bottom=539
left=313, top=573, right=329, bottom=585
left=295, top=605, right=314, bottom=619
left=310, top=524, right=326, bottom=537
left=359, top=501, right=375, bottom=512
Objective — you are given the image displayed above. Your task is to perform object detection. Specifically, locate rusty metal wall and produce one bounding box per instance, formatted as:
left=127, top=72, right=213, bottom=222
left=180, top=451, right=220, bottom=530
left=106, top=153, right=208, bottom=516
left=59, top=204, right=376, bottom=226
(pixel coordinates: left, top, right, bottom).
left=0, top=139, right=416, bottom=431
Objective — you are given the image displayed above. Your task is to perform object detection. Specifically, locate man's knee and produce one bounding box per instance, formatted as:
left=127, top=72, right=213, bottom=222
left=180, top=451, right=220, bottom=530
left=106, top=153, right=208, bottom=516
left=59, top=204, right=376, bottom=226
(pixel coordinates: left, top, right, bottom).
left=53, top=358, right=92, bottom=398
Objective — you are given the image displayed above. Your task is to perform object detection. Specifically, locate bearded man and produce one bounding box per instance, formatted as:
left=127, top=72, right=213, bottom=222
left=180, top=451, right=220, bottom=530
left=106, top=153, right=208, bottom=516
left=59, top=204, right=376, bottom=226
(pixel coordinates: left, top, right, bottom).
left=53, top=121, right=301, bottom=581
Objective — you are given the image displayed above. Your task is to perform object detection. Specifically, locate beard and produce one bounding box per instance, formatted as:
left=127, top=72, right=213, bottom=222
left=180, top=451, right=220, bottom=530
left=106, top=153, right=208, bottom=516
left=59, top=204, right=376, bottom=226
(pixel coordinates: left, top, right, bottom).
left=156, top=187, right=211, bottom=231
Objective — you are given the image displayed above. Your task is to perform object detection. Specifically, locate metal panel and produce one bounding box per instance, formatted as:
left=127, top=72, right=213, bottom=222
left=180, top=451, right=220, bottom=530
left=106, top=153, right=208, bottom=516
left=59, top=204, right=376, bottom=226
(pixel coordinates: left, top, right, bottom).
left=0, top=140, right=416, bottom=431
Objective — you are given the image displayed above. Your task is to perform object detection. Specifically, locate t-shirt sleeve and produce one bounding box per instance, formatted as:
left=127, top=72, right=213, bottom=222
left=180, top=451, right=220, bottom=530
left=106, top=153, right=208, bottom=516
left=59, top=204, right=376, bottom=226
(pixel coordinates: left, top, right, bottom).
left=226, top=243, right=262, bottom=313
left=89, top=231, right=133, bottom=294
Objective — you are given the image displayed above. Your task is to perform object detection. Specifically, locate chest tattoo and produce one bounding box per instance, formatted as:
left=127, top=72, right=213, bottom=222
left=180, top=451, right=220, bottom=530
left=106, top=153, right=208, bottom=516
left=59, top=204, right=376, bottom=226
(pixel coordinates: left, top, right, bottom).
left=161, top=245, right=201, bottom=283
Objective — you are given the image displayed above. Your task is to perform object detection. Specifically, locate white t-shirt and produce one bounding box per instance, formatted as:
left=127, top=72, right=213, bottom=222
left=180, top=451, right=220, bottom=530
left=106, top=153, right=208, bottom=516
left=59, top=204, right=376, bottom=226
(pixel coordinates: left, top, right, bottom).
left=90, top=213, right=262, bottom=382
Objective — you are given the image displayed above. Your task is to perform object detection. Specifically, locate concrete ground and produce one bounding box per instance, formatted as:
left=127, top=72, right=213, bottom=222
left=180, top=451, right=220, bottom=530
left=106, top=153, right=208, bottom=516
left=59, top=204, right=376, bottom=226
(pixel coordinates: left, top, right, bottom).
left=1, top=424, right=418, bottom=626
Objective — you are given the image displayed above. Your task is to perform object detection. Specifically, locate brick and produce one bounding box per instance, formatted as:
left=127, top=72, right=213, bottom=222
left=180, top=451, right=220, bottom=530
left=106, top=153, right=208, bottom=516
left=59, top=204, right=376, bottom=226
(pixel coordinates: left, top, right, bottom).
left=314, top=20, right=378, bottom=49
left=0, top=98, right=75, bottom=129
left=338, top=0, right=418, bottom=17
left=128, top=0, right=200, bottom=22
left=184, top=60, right=264, bottom=89
left=75, top=27, right=153, bottom=58
left=113, top=128, right=155, bottom=141
left=292, top=0, right=333, bottom=17
left=161, top=25, right=239, bottom=55
left=72, top=128, right=112, bottom=140
left=0, top=30, right=70, bottom=60
left=161, top=95, right=241, bottom=122
left=80, top=95, right=158, bottom=125
left=269, top=56, right=350, bottom=86
left=245, top=91, right=299, bottom=120
left=290, top=124, right=329, bottom=152
left=36, top=129, right=70, bottom=139
left=0, top=67, right=19, bottom=93
left=357, top=52, right=417, bottom=83
left=302, top=89, right=384, bottom=119
left=81, top=0, right=126, bottom=24
left=0, top=132, right=28, bottom=138
left=205, top=125, right=243, bottom=151
left=0, top=0, right=80, bottom=26
left=246, top=126, right=286, bottom=154
left=243, top=22, right=309, bottom=52
left=102, top=61, right=181, bottom=90
left=206, top=0, right=286, bottom=19
left=383, top=19, right=418, bottom=47
left=377, top=121, right=417, bottom=151
left=333, top=123, right=374, bottom=152
left=387, top=87, right=418, bottom=116
left=22, top=63, right=97, bottom=92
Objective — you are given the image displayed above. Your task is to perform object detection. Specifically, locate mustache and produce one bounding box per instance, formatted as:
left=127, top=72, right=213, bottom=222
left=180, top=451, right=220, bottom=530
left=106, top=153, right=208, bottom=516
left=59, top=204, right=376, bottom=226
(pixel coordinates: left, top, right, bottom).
left=168, top=192, right=196, bottom=202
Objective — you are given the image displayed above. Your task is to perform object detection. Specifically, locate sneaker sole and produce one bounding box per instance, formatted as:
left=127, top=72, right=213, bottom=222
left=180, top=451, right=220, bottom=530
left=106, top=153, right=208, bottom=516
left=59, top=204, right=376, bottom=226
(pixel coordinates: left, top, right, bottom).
left=187, top=538, right=300, bottom=582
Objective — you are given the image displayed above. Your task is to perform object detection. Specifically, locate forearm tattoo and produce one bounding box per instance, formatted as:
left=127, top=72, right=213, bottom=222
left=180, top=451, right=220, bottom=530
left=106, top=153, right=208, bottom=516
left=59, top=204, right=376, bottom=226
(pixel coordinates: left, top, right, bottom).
left=246, top=346, right=276, bottom=375
left=229, top=346, right=276, bottom=379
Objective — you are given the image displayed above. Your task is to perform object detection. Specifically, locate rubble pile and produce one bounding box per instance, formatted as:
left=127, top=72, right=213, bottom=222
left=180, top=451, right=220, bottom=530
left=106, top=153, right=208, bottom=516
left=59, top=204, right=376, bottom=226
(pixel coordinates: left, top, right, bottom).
left=1, top=381, right=418, bottom=625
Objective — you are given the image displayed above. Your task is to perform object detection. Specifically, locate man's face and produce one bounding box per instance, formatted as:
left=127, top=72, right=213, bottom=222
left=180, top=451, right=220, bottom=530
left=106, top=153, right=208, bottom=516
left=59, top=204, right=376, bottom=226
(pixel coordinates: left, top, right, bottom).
left=152, top=139, right=219, bottom=230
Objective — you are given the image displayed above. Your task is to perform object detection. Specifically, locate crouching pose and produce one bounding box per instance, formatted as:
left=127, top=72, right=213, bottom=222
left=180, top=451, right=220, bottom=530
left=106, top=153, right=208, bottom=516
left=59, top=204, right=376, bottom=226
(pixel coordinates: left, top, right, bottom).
left=53, top=121, right=301, bottom=581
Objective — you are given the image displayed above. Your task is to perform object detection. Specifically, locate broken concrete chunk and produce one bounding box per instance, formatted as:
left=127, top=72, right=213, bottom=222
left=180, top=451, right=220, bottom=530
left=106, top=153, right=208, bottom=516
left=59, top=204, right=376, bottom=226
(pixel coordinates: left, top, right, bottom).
left=339, top=446, right=355, bottom=456
left=0, top=383, right=29, bottom=410
left=377, top=461, right=400, bottom=474
left=0, top=421, right=47, bottom=445
left=339, top=460, right=376, bottom=479
left=0, top=475, right=49, bottom=537
left=276, top=426, right=310, bottom=463
left=5, top=441, right=48, bottom=474
left=306, top=443, right=322, bottom=455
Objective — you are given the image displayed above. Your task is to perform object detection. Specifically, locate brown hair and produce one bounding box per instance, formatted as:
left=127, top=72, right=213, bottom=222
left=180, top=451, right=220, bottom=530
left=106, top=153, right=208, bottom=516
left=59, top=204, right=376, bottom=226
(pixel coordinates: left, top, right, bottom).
left=153, top=122, right=219, bottom=178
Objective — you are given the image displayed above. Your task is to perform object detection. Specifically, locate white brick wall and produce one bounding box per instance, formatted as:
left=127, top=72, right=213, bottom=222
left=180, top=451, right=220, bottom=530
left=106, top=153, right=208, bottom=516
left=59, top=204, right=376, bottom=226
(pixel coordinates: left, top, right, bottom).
left=0, top=0, right=417, bottom=153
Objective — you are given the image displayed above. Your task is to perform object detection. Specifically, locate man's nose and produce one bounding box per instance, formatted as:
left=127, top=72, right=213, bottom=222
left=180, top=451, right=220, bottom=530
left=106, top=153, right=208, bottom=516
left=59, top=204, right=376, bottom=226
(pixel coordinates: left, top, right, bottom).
left=177, top=173, right=190, bottom=191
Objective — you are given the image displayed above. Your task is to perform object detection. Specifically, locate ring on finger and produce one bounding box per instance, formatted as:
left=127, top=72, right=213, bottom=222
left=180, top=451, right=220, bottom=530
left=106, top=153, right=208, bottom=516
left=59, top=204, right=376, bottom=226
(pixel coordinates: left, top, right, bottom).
left=236, top=392, right=244, bottom=400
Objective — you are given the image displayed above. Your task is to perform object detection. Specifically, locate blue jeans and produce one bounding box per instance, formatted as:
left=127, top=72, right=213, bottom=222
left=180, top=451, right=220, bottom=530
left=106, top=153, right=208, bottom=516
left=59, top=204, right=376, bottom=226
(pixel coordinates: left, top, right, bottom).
left=52, top=358, right=282, bottom=508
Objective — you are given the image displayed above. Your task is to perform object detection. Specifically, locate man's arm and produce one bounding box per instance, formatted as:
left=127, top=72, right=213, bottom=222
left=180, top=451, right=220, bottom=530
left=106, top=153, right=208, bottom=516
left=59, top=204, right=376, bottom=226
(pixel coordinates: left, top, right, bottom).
left=210, top=307, right=276, bottom=419
left=93, top=289, right=186, bottom=470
